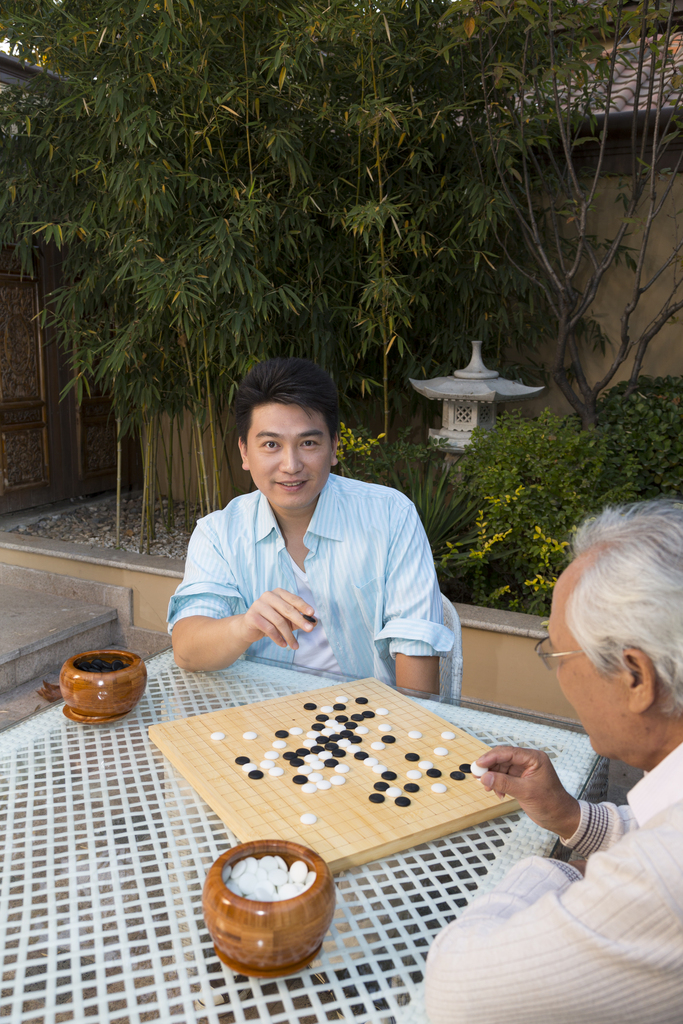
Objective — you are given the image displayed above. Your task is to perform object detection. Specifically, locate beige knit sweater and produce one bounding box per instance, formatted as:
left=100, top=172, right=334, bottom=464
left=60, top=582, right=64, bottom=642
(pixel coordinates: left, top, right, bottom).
left=425, top=798, right=683, bottom=1024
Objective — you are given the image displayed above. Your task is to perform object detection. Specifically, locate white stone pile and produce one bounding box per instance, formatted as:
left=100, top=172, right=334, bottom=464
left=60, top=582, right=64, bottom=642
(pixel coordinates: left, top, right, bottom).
left=223, top=855, right=316, bottom=901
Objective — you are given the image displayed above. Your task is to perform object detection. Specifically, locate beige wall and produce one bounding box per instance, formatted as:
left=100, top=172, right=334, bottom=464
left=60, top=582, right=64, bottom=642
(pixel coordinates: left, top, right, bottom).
left=505, top=175, right=683, bottom=420
left=461, top=627, right=579, bottom=720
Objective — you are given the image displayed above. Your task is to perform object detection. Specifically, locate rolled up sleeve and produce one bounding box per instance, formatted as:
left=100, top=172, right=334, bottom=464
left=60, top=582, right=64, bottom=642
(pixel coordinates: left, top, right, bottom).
left=167, top=518, right=246, bottom=630
left=373, top=503, right=454, bottom=660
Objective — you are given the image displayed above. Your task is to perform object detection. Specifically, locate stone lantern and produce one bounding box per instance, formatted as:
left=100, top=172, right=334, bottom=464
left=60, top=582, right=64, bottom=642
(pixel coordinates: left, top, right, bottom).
left=409, top=340, right=545, bottom=452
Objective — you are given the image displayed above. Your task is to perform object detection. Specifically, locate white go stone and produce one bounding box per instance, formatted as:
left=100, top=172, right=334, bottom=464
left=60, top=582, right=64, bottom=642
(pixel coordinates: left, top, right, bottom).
left=290, top=860, right=309, bottom=883
left=431, top=783, right=448, bottom=794
left=299, top=813, right=317, bottom=825
left=356, top=725, right=369, bottom=735
left=418, top=760, right=434, bottom=770
left=408, top=730, right=422, bottom=739
left=254, top=882, right=276, bottom=901
left=210, top=731, right=226, bottom=741
left=375, top=707, right=389, bottom=715
left=309, top=772, right=324, bottom=782
left=263, top=751, right=279, bottom=760
left=320, top=706, right=334, bottom=713
left=305, top=870, right=317, bottom=888
left=364, top=757, right=379, bottom=767
left=260, top=856, right=277, bottom=872
left=334, top=763, right=350, bottom=773
left=232, top=860, right=247, bottom=879
left=372, top=764, right=388, bottom=774
left=271, top=739, right=287, bottom=749
left=239, top=872, right=258, bottom=895
left=304, top=753, right=318, bottom=762
left=378, top=723, right=392, bottom=733
left=386, top=787, right=402, bottom=798
left=471, top=761, right=488, bottom=778
left=241, top=762, right=258, bottom=773
left=290, top=727, right=303, bottom=735
left=406, top=769, right=422, bottom=780
left=269, top=868, right=289, bottom=887
left=335, top=695, right=350, bottom=702
left=321, top=728, right=333, bottom=737
left=337, top=738, right=352, bottom=747
left=306, top=732, right=318, bottom=740
left=330, top=775, right=346, bottom=786
left=226, top=879, right=243, bottom=896
left=273, top=856, right=288, bottom=873
left=299, top=765, right=313, bottom=775
left=278, top=882, right=303, bottom=899
left=222, top=863, right=232, bottom=882
left=255, top=866, right=269, bottom=882
left=268, top=766, right=284, bottom=777
left=434, top=747, right=449, bottom=756
left=371, top=741, right=385, bottom=750
left=315, top=780, right=332, bottom=790
left=441, top=731, right=456, bottom=740
left=301, top=783, right=318, bottom=794
left=242, top=731, right=258, bottom=740
left=260, top=760, right=275, bottom=770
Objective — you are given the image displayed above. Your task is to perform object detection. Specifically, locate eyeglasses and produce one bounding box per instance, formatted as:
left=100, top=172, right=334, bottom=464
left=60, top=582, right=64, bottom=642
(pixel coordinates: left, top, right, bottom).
left=534, top=637, right=584, bottom=670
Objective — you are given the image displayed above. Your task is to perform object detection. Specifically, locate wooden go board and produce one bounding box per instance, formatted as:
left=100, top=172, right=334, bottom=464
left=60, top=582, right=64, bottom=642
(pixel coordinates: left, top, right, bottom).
left=149, top=678, right=518, bottom=872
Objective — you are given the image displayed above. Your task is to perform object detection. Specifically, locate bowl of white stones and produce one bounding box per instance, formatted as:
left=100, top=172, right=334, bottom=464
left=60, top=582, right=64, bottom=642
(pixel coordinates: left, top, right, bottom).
left=202, top=840, right=336, bottom=978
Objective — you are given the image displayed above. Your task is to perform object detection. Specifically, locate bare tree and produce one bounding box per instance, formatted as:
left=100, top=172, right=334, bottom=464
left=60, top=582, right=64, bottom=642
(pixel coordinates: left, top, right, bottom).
left=454, top=0, right=683, bottom=427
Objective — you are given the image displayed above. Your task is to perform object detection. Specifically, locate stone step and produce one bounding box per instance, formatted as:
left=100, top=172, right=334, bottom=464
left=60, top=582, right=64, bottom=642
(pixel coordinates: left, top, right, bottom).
left=0, top=584, right=117, bottom=693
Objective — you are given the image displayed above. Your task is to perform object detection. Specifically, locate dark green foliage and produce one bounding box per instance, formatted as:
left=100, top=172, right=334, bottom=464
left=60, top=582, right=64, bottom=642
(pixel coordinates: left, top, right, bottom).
left=0, top=0, right=549, bottom=448
left=598, top=377, right=683, bottom=499
left=455, top=411, right=638, bottom=614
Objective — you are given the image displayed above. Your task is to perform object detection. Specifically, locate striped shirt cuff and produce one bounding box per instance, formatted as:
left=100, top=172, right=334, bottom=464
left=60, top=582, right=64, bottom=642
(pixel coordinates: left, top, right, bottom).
left=560, top=800, right=611, bottom=856
left=389, top=639, right=437, bottom=658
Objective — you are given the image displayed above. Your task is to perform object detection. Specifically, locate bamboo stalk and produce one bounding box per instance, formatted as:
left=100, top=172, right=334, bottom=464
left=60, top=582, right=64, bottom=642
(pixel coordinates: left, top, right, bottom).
left=138, top=416, right=149, bottom=554
left=204, top=338, right=222, bottom=509
left=115, top=416, right=122, bottom=548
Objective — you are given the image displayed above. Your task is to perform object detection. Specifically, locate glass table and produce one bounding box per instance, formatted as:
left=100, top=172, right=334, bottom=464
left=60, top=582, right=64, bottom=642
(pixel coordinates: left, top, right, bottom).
left=0, top=649, right=600, bottom=1024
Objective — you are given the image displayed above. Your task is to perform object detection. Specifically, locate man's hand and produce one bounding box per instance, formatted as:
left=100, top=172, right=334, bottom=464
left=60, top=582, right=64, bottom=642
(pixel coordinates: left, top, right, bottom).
left=240, top=588, right=316, bottom=650
left=476, top=746, right=581, bottom=839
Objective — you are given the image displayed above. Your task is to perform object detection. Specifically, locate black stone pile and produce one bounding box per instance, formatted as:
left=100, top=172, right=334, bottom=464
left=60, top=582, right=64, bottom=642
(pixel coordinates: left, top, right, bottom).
left=74, top=656, right=129, bottom=673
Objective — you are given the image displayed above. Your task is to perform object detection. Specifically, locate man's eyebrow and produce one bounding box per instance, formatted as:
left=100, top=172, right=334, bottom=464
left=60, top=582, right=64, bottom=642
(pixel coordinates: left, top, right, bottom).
left=255, top=429, right=325, bottom=439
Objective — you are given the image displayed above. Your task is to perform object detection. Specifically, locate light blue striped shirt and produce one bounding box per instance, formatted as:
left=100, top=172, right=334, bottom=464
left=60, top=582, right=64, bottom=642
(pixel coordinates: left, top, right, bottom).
left=167, top=473, right=455, bottom=686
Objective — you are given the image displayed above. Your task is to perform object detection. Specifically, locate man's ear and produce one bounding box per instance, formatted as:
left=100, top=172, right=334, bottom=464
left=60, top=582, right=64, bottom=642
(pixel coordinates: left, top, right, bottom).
left=330, top=431, right=339, bottom=467
left=623, top=648, right=659, bottom=714
left=238, top=437, right=249, bottom=471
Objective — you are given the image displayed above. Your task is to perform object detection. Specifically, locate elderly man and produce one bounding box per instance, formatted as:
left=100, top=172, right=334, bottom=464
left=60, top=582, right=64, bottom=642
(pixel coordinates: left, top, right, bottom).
left=426, top=500, right=683, bottom=1024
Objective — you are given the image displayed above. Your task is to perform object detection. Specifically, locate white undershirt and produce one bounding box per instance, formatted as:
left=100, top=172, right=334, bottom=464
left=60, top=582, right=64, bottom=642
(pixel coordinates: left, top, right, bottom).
left=627, top=737, right=683, bottom=827
left=288, top=554, right=343, bottom=677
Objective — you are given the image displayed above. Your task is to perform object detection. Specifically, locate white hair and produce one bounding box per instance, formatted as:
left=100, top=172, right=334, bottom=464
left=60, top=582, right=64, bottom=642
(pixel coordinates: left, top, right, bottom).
left=568, top=499, right=683, bottom=716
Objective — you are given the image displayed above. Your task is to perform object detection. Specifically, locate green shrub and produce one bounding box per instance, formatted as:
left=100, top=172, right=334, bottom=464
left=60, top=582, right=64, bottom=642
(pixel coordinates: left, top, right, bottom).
left=598, top=376, right=683, bottom=499
left=455, top=410, right=638, bottom=615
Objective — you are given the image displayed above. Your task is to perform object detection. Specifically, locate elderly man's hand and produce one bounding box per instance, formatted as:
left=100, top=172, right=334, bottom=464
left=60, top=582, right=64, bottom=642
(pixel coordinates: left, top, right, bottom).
left=476, top=746, right=582, bottom=839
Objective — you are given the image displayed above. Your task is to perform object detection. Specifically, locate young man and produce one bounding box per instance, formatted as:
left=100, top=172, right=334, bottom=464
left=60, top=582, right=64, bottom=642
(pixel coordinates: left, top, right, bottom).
left=169, top=357, right=455, bottom=695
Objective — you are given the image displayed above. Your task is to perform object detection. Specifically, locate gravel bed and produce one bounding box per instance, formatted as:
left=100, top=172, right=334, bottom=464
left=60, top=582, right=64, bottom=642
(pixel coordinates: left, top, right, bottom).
left=8, top=496, right=193, bottom=560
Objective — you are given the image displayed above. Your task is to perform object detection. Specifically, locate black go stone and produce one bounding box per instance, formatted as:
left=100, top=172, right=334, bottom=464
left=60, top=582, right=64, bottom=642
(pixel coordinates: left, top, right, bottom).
left=296, top=748, right=309, bottom=756
left=381, top=771, right=397, bottom=781
left=333, top=703, right=347, bottom=711
left=328, top=733, right=342, bottom=742
left=450, top=771, right=466, bottom=781
left=303, top=703, right=317, bottom=710
left=275, top=730, right=289, bottom=738
left=459, top=763, right=472, bottom=773
left=292, top=775, right=308, bottom=785
left=351, top=714, right=364, bottom=721
left=332, top=748, right=346, bottom=758
left=395, top=796, right=411, bottom=807
left=354, top=751, right=369, bottom=760
left=345, top=721, right=358, bottom=729
left=383, top=736, right=396, bottom=744
left=324, top=758, right=339, bottom=768
left=405, top=752, right=420, bottom=762
left=290, top=758, right=304, bottom=767
left=235, top=756, right=250, bottom=765
left=315, top=715, right=328, bottom=722
left=283, top=751, right=296, bottom=760
left=248, top=770, right=264, bottom=780
left=111, top=660, right=125, bottom=671
left=374, top=782, right=389, bottom=792
left=324, top=742, right=337, bottom=750
left=311, top=745, right=325, bottom=754
left=404, top=783, right=420, bottom=793
left=350, top=736, right=363, bottom=744
left=362, top=710, right=375, bottom=719
left=340, top=730, right=354, bottom=739
left=311, top=723, right=325, bottom=732
left=336, top=715, right=348, bottom=722
left=369, top=792, right=385, bottom=803
left=426, top=768, right=442, bottom=778
left=355, top=697, right=369, bottom=704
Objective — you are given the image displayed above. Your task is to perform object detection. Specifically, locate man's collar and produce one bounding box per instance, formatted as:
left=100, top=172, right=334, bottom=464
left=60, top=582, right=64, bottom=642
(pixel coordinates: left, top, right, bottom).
left=628, top=737, right=683, bottom=827
left=254, top=475, right=344, bottom=543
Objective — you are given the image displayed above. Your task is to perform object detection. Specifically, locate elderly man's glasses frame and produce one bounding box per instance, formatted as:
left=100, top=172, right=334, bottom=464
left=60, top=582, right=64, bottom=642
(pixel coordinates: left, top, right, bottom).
left=534, top=637, right=584, bottom=670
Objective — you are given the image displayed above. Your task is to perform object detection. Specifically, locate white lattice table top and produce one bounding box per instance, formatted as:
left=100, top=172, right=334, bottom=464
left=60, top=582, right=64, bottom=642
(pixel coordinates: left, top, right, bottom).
left=0, top=649, right=597, bottom=1024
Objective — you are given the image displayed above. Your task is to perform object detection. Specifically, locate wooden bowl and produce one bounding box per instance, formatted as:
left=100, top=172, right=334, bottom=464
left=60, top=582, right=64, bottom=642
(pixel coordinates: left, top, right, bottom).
left=59, top=649, right=147, bottom=724
left=202, top=840, right=336, bottom=978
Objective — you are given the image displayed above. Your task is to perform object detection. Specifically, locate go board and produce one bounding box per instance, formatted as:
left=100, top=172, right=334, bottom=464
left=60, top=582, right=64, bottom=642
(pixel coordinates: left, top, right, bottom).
left=149, top=678, right=518, bottom=872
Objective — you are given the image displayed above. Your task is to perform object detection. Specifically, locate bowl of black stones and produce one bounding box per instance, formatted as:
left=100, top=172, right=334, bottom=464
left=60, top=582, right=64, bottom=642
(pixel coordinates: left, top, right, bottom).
left=59, top=649, right=147, bottom=724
